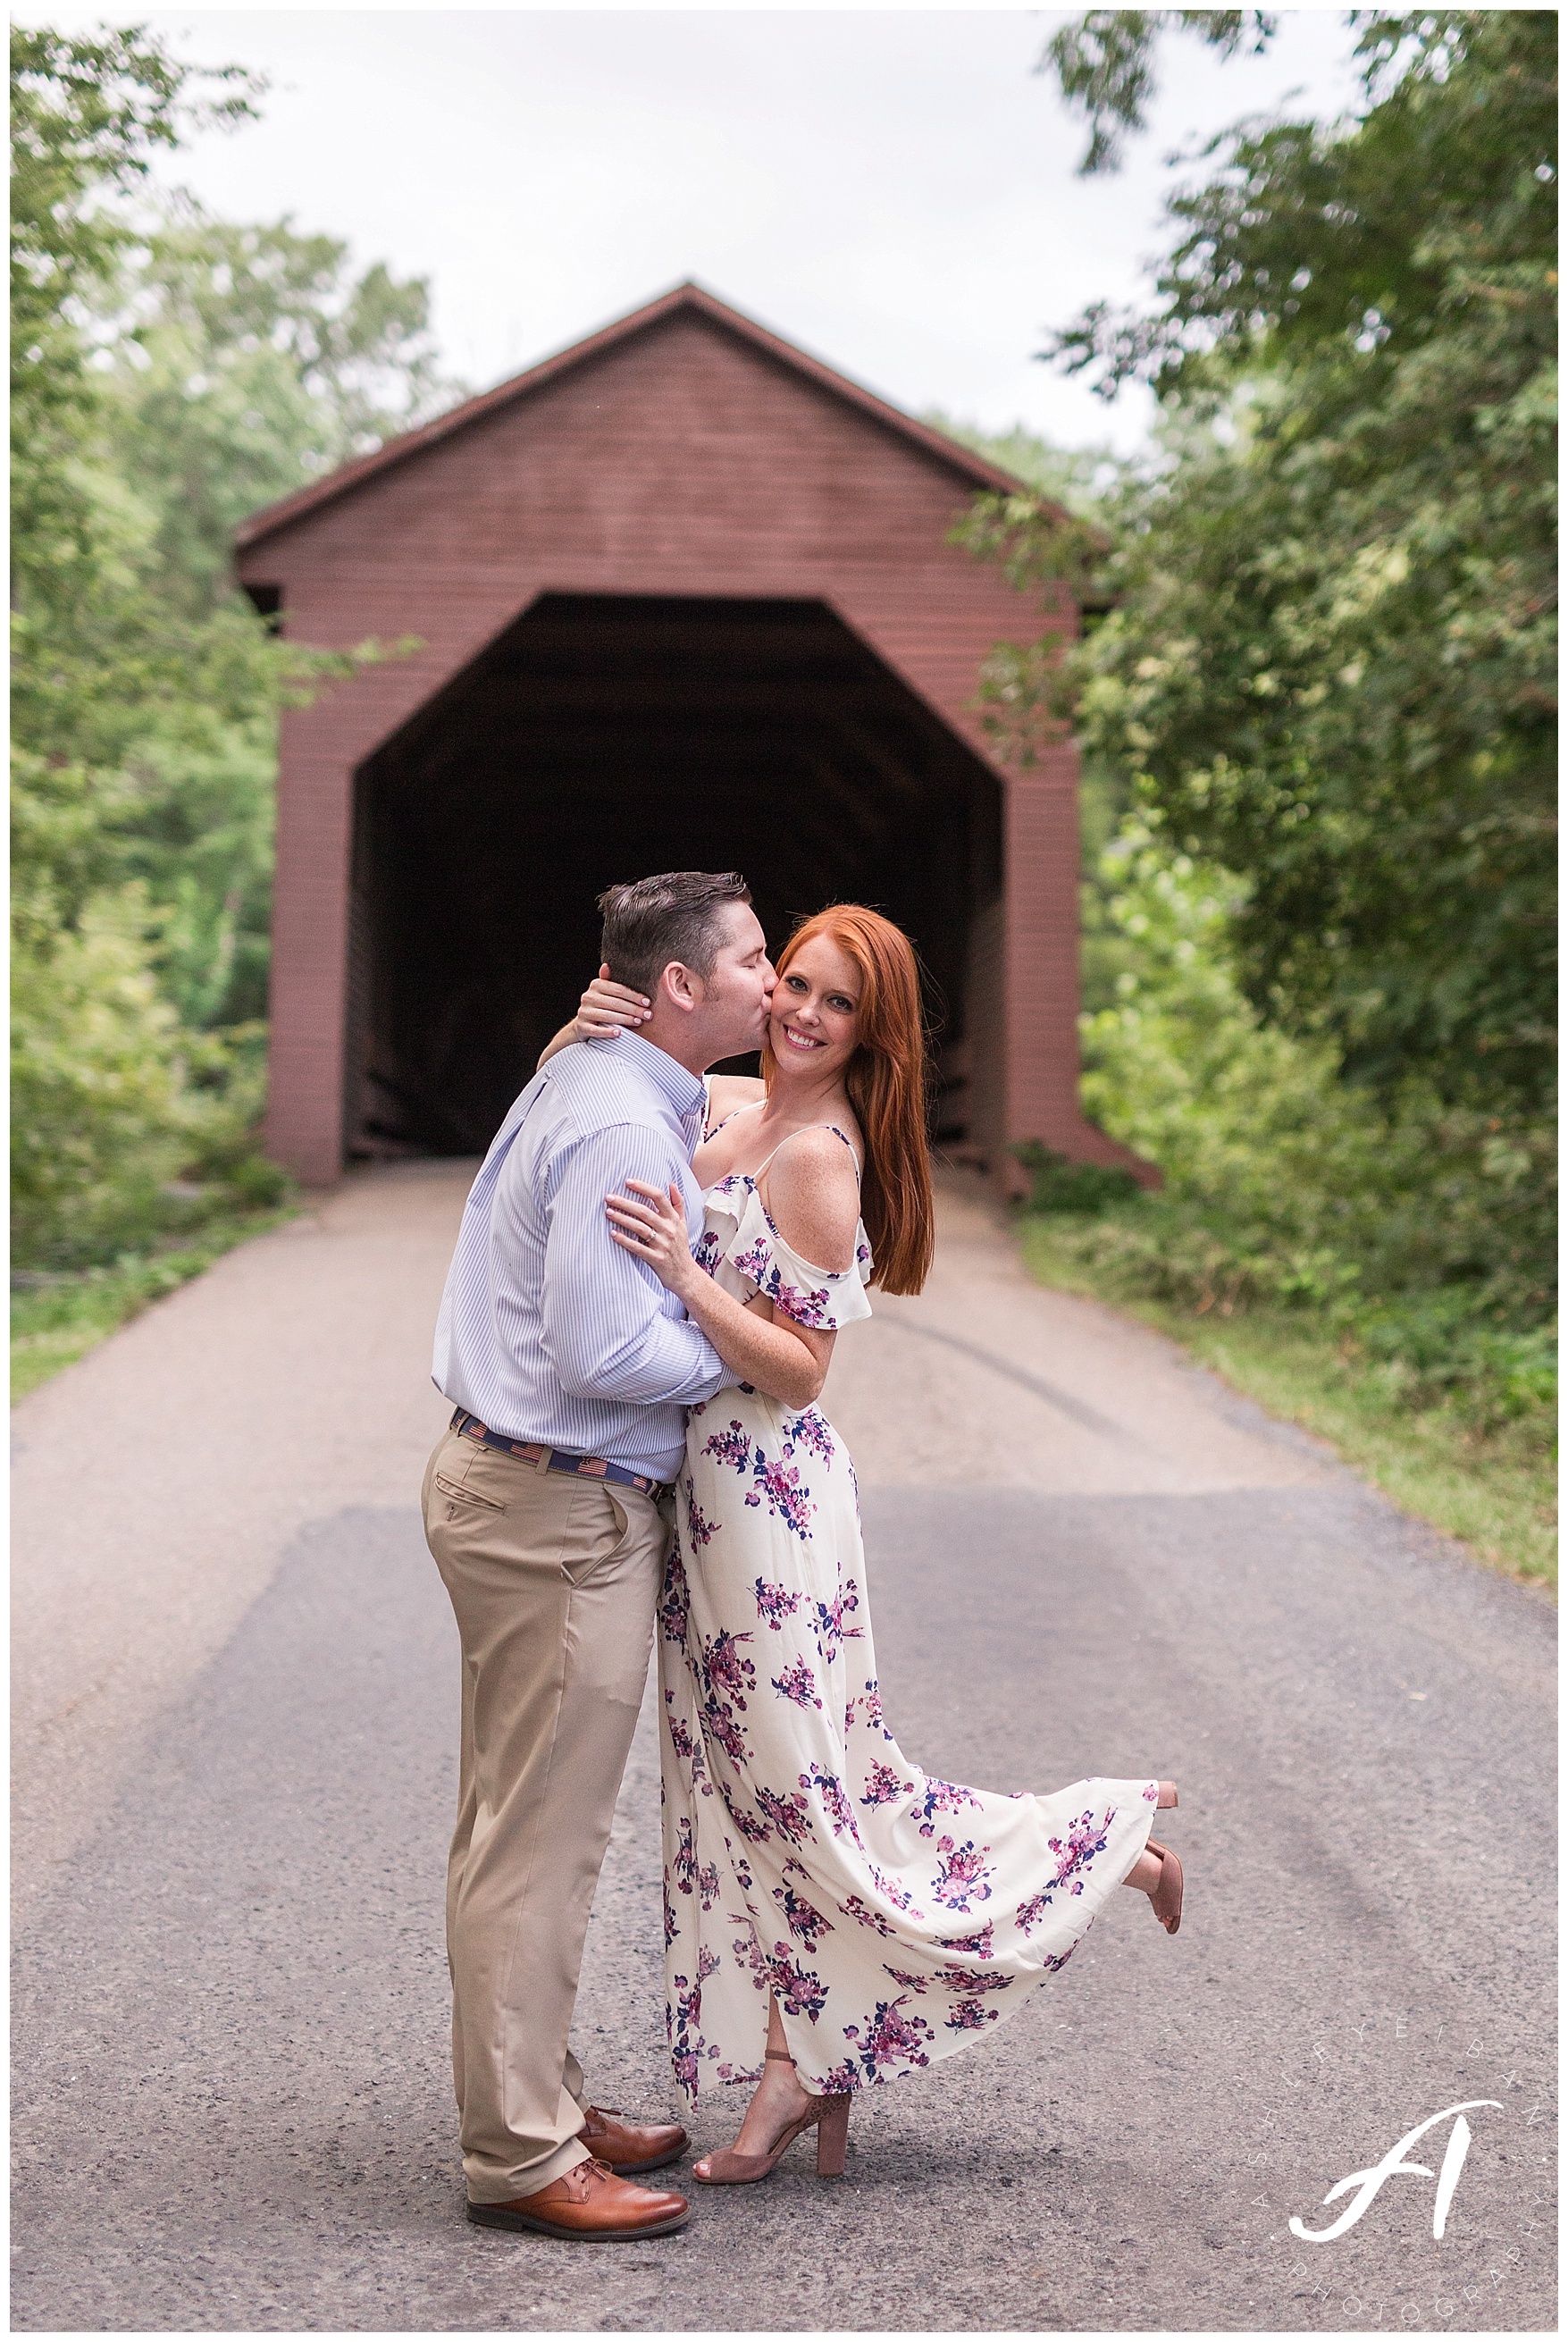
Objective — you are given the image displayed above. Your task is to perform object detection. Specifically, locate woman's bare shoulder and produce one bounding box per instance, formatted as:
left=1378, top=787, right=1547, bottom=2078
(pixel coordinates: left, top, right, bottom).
left=763, top=1126, right=861, bottom=1268
left=705, top=1074, right=767, bottom=1125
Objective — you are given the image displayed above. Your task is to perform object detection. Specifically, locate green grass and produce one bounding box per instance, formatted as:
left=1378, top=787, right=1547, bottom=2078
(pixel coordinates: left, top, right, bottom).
left=1019, top=1216, right=1557, bottom=1593
left=11, top=1207, right=297, bottom=1403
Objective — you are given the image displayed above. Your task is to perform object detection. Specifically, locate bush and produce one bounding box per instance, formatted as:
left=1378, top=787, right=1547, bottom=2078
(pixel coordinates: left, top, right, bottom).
left=1013, top=1140, right=1141, bottom=1216
left=13, top=890, right=198, bottom=1265
left=1028, top=824, right=1556, bottom=1442
left=11, top=893, right=287, bottom=1269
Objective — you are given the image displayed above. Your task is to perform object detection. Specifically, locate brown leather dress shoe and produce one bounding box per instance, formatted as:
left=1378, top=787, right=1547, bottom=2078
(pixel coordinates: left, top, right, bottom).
left=581, top=2103, right=690, bottom=2175
left=467, top=2156, right=689, bottom=2240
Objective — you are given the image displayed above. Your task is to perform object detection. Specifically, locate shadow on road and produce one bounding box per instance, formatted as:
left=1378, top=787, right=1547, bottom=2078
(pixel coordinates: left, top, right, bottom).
left=11, top=1482, right=1555, bottom=2331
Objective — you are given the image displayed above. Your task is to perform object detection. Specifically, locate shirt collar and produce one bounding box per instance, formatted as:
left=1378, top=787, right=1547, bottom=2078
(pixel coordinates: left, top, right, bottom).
left=613, top=1030, right=707, bottom=1125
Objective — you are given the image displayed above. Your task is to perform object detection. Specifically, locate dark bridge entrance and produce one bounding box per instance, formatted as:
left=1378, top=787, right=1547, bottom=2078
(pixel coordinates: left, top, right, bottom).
left=348, top=593, right=1003, bottom=1158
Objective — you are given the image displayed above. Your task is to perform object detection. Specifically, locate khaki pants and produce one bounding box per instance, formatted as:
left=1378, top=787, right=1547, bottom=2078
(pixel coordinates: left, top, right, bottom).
left=422, top=1424, right=670, bottom=2203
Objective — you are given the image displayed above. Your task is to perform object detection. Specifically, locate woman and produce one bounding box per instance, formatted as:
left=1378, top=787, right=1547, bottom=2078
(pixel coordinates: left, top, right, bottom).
left=563, top=906, right=1182, bottom=2184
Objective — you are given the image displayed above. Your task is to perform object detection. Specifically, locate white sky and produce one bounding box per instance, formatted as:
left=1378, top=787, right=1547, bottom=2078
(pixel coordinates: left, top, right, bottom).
left=32, top=5, right=1366, bottom=450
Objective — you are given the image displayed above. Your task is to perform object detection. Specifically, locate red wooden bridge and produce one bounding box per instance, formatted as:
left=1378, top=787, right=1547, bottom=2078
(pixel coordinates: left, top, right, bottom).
left=235, top=281, right=1138, bottom=1187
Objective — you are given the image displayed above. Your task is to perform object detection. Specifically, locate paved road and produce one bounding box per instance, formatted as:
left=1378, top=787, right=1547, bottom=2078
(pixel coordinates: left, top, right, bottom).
left=12, top=1167, right=1556, bottom=2331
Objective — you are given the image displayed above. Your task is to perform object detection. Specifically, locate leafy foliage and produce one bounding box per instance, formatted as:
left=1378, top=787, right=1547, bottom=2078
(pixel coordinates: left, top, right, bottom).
left=1038, top=9, right=1278, bottom=176
left=969, top=11, right=1556, bottom=1111
left=11, top=22, right=256, bottom=588
left=1028, top=832, right=1555, bottom=1436
left=102, top=202, right=450, bottom=617
left=11, top=23, right=447, bottom=1268
left=12, top=1205, right=295, bottom=1401
left=1013, top=1143, right=1140, bottom=1216
left=13, top=889, right=199, bottom=1263
left=969, top=12, right=1555, bottom=1462
left=921, top=409, right=1128, bottom=516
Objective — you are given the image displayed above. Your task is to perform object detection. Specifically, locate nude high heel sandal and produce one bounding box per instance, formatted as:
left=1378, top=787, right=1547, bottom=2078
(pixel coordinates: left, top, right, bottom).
left=1145, top=1838, right=1184, bottom=1935
left=692, top=2051, right=852, bottom=2185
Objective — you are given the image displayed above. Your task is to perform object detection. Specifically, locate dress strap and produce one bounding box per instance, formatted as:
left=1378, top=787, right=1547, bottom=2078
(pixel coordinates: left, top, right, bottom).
left=702, top=1078, right=749, bottom=1144
left=822, top=1125, right=861, bottom=1186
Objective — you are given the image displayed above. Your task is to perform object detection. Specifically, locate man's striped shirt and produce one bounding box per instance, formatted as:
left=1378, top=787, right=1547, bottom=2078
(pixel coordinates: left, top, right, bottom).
left=432, top=1033, right=730, bottom=1484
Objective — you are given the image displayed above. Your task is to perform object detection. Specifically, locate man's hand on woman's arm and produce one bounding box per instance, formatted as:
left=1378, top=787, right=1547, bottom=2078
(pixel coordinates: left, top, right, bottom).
left=604, top=1179, right=834, bottom=1413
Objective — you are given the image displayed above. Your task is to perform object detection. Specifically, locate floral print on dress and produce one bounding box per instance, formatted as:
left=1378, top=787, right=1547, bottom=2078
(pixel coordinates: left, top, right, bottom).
left=801, top=1763, right=860, bottom=1842
left=667, top=1943, right=721, bottom=2098
left=719, top=1178, right=868, bottom=1331
left=936, top=1921, right=996, bottom=1959
left=663, top=1690, right=696, bottom=1766
left=658, top=1547, right=691, bottom=1645
left=860, top=1759, right=915, bottom=1808
left=1050, top=1808, right=1116, bottom=1894
left=944, top=1997, right=1001, bottom=2033
left=813, top=1584, right=859, bottom=1664
left=730, top=1237, right=774, bottom=1289
left=773, top=1883, right=834, bottom=1950
left=700, top=1628, right=756, bottom=1708
left=754, top=1784, right=814, bottom=1846
left=767, top=1277, right=836, bottom=1329
left=931, top=1836, right=996, bottom=1911
left=880, top=1962, right=1011, bottom=2027
left=671, top=1815, right=699, bottom=1898
left=842, top=1893, right=897, bottom=1938
left=843, top=1995, right=935, bottom=2081
left=745, top=1452, right=815, bottom=1537
left=911, top=1780, right=982, bottom=1840
left=771, top=1658, right=822, bottom=1709
left=785, top=1408, right=835, bottom=1465
left=768, top=1945, right=829, bottom=2020
left=693, top=1228, right=724, bottom=1277
left=659, top=1161, right=1160, bottom=2104
left=684, top=1487, right=719, bottom=1547
left=754, top=1576, right=803, bottom=1629
left=702, top=1421, right=752, bottom=1473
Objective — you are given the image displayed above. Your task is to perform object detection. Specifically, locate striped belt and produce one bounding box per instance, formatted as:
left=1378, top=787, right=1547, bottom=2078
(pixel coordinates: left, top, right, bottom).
left=449, top=1408, right=671, bottom=1499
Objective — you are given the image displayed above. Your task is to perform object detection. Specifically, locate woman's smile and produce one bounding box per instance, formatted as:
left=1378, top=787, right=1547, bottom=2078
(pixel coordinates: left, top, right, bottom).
left=776, top=1022, right=826, bottom=1053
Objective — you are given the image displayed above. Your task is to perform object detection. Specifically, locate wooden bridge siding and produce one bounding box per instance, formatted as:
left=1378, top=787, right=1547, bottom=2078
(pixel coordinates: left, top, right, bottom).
left=241, top=311, right=1085, bottom=1185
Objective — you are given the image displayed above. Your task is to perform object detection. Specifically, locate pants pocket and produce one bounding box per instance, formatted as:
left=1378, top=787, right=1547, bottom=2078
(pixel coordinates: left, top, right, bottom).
left=432, top=1471, right=506, bottom=1515
left=559, top=1484, right=635, bottom=1586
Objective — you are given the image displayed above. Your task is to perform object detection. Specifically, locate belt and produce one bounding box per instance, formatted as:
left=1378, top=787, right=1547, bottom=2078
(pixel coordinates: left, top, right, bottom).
left=449, top=1408, right=671, bottom=1499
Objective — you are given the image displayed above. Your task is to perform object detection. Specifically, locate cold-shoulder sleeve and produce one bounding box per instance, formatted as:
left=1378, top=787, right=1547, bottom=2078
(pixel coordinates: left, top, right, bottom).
left=723, top=1191, right=874, bottom=1330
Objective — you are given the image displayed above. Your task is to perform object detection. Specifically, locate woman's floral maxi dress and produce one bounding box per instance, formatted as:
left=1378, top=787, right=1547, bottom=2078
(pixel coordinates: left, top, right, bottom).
left=659, top=1152, right=1161, bottom=2103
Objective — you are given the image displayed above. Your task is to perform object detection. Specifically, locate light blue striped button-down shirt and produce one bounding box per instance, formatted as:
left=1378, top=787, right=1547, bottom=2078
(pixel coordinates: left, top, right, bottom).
left=432, top=1033, right=731, bottom=1484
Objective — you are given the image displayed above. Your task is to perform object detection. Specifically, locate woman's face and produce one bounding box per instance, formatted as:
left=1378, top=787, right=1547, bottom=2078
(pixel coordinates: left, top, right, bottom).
left=769, top=934, right=862, bottom=1081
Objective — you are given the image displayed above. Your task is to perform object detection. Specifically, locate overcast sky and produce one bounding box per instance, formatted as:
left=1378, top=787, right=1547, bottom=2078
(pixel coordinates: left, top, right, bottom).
left=38, top=5, right=1365, bottom=450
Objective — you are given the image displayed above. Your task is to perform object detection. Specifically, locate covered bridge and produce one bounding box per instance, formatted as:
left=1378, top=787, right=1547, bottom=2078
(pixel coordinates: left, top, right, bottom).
left=234, top=281, right=1137, bottom=1189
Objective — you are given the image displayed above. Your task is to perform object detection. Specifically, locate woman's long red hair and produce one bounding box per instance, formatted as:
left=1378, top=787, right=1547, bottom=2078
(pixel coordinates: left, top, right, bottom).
left=761, top=905, right=935, bottom=1297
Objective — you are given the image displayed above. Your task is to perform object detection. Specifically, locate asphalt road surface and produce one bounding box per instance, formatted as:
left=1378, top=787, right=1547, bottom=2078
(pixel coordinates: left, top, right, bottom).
left=12, top=1166, right=1556, bottom=2332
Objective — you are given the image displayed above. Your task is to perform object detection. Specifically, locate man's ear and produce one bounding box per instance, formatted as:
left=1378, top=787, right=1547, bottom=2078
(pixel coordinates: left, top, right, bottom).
left=658, top=961, right=700, bottom=1016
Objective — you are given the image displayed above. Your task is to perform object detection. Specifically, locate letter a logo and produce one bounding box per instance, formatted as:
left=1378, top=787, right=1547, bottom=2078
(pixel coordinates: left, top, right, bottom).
left=1289, top=2101, right=1501, bottom=2244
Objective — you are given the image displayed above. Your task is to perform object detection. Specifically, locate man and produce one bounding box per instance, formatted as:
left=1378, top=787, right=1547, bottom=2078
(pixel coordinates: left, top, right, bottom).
left=423, top=871, right=774, bottom=2242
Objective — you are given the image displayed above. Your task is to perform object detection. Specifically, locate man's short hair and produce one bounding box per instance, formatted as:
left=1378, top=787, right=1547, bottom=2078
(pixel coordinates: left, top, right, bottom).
left=597, top=871, right=754, bottom=998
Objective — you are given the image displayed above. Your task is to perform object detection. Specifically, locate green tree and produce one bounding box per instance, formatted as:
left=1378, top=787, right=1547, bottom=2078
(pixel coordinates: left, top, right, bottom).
left=1039, top=9, right=1277, bottom=176
left=102, top=202, right=451, bottom=617
left=81, top=205, right=455, bottom=1028
left=922, top=410, right=1128, bottom=515
left=10, top=23, right=256, bottom=617
left=973, top=10, right=1555, bottom=1119
left=11, top=24, right=438, bottom=1261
